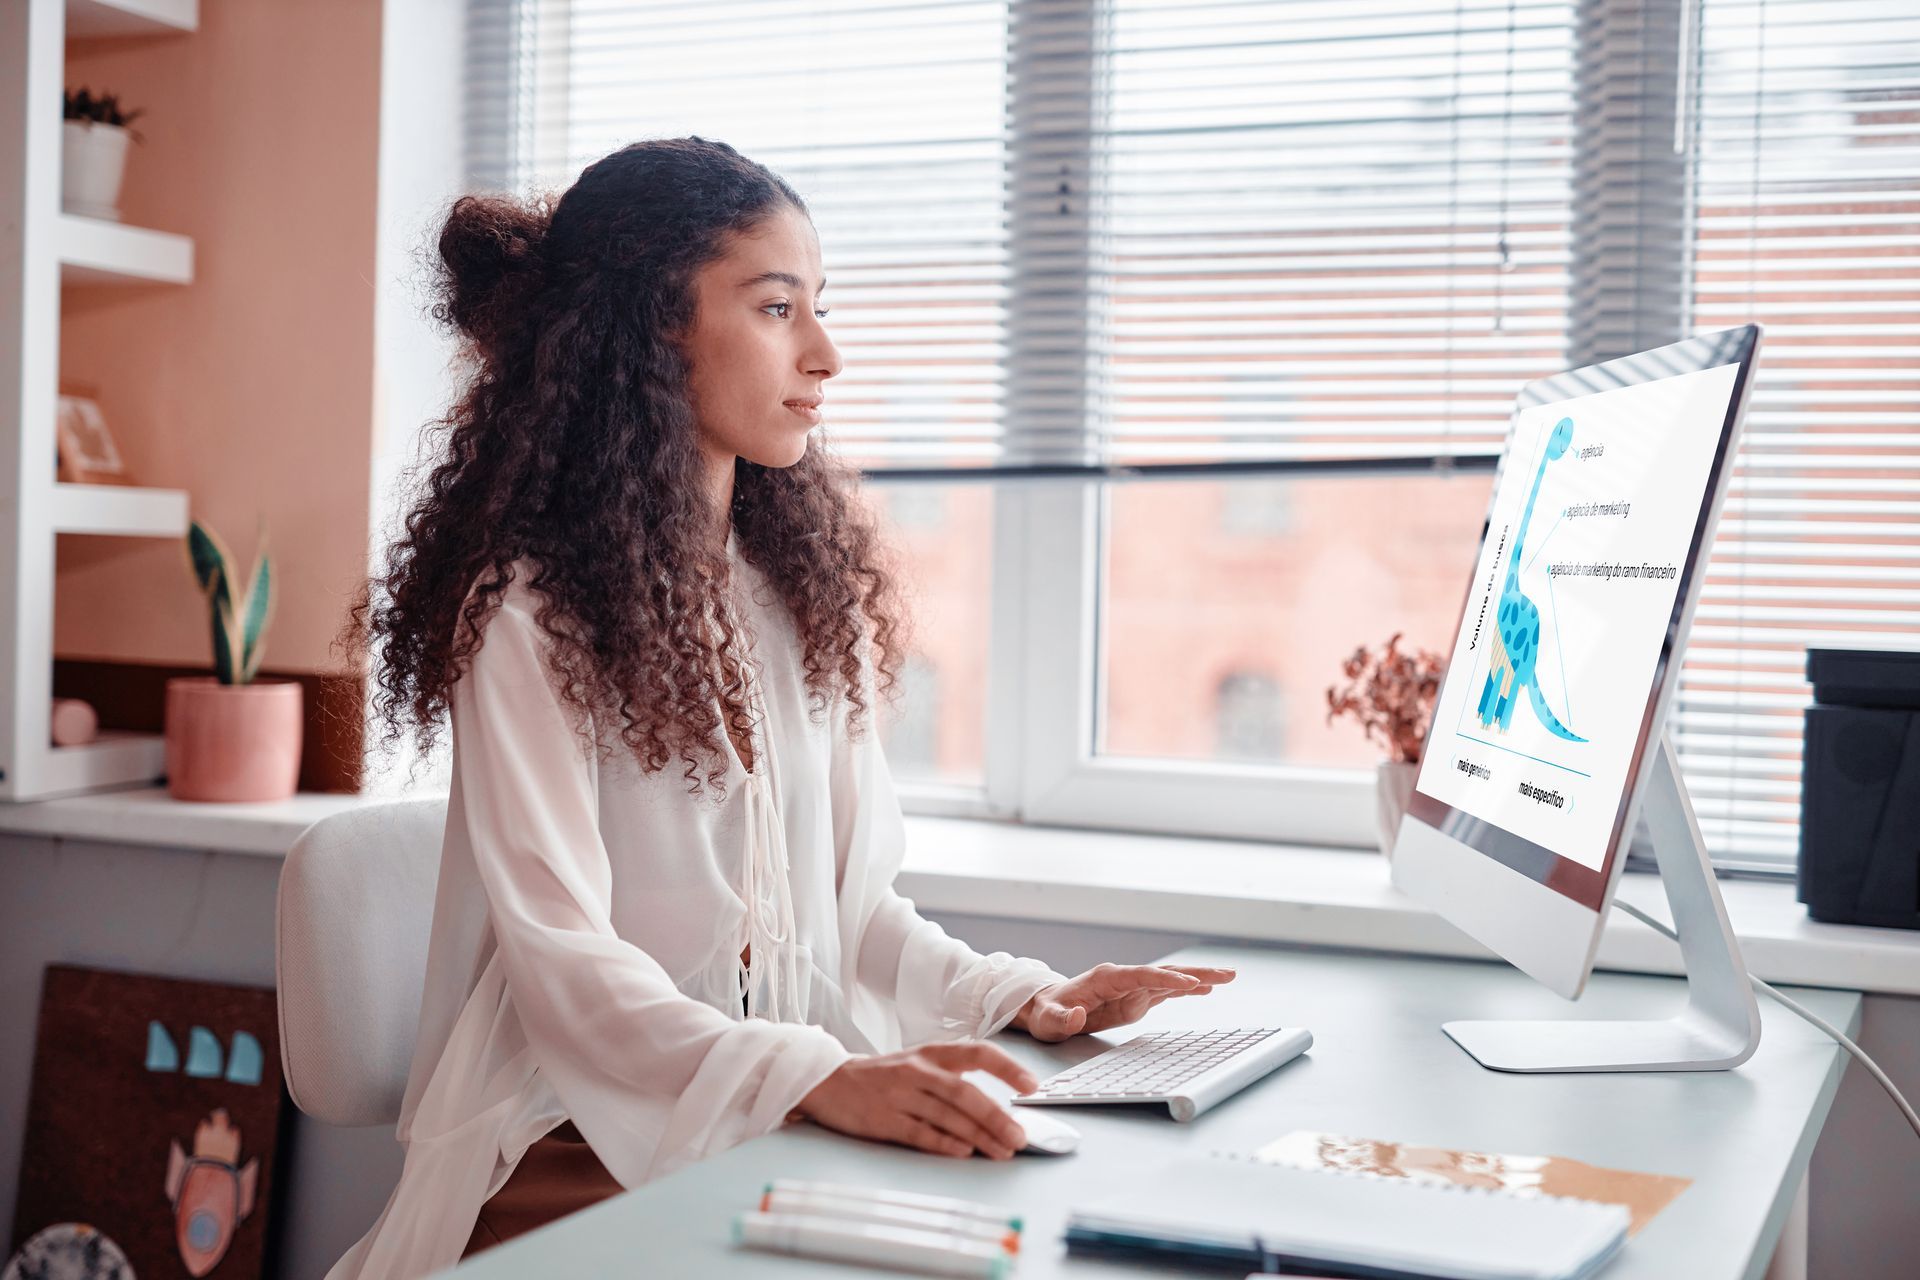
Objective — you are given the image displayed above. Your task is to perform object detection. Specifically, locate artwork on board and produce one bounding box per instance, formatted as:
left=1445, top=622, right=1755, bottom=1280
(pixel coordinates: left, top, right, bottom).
left=5, top=966, right=289, bottom=1280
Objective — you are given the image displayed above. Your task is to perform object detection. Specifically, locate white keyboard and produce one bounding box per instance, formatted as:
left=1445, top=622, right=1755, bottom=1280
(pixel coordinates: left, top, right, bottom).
left=1012, top=1027, right=1313, bottom=1122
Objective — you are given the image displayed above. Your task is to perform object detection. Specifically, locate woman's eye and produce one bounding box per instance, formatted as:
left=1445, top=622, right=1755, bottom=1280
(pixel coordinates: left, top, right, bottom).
left=762, top=303, right=831, bottom=320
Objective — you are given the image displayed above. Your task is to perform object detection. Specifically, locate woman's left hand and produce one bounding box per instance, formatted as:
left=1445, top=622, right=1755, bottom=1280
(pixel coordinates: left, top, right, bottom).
left=1011, top=963, right=1237, bottom=1043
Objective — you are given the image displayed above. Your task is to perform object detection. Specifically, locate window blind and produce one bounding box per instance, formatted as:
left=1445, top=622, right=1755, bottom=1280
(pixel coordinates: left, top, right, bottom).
left=1671, top=0, right=1920, bottom=869
left=1065, top=0, right=1580, bottom=467
left=464, top=0, right=1016, bottom=469
left=465, top=0, right=1572, bottom=472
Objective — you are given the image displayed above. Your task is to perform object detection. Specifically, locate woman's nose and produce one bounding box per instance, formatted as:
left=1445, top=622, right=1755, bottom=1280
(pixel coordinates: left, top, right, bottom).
left=809, top=331, right=842, bottom=380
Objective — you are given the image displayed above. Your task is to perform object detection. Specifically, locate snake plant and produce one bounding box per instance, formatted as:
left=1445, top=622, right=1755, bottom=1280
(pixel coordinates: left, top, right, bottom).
left=184, top=519, right=274, bottom=685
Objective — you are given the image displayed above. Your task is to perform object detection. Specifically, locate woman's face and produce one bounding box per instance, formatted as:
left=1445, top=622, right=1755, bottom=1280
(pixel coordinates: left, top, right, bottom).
left=682, top=203, right=842, bottom=473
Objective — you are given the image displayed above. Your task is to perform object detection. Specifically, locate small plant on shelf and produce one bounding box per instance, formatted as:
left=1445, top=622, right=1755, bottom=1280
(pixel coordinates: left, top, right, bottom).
left=62, top=86, right=146, bottom=220
left=167, top=518, right=300, bottom=802
left=62, top=87, right=145, bottom=141
left=183, top=519, right=274, bottom=686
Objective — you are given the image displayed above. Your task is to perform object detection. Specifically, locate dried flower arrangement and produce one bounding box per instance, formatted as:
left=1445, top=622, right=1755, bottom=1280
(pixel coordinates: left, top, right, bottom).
left=1325, top=632, right=1444, bottom=765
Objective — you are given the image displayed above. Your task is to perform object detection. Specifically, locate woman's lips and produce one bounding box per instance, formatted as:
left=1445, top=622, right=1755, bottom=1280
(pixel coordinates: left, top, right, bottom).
left=784, top=402, right=822, bottom=424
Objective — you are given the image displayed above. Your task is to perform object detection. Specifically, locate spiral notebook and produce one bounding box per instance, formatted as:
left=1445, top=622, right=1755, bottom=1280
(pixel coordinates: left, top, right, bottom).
left=1065, top=1152, right=1631, bottom=1280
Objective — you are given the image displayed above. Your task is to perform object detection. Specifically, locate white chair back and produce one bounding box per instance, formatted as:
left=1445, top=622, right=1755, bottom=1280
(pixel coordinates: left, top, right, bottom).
left=276, top=796, right=446, bottom=1127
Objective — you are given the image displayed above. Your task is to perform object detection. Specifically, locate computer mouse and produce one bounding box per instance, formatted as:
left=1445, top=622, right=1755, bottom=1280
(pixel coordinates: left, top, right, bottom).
left=961, top=1069, right=1082, bottom=1156
left=1007, top=1106, right=1081, bottom=1156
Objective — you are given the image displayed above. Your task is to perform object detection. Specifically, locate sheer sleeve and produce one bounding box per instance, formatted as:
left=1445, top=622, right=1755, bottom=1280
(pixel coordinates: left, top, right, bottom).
left=827, top=665, right=1068, bottom=1049
left=450, top=590, right=852, bottom=1185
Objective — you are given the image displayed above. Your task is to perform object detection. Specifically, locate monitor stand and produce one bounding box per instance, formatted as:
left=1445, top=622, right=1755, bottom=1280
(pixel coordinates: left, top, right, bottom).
left=1442, top=735, right=1763, bottom=1072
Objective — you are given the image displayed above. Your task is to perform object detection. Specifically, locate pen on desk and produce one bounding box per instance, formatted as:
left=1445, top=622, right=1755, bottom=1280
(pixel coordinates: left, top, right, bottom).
left=765, top=1179, right=1022, bottom=1231
left=759, top=1189, right=1022, bottom=1253
left=733, top=1211, right=1011, bottom=1278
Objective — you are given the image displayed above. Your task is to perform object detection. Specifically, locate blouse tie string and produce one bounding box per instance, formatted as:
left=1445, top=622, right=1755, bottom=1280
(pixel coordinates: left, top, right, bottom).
left=740, top=762, right=802, bottom=1023
left=718, top=556, right=802, bottom=1024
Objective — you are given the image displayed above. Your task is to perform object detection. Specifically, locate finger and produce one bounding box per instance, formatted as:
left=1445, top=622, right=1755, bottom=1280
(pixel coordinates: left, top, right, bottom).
left=892, top=1116, right=973, bottom=1159
left=933, top=1077, right=1030, bottom=1152
left=904, top=1065, right=1028, bottom=1153
left=1091, top=965, right=1202, bottom=997
left=1031, top=1000, right=1088, bottom=1040
left=1162, top=965, right=1236, bottom=983
left=922, top=1042, right=1040, bottom=1094
left=1145, top=965, right=1205, bottom=988
left=902, top=1091, right=1007, bottom=1159
left=908, top=1084, right=1024, bottom=1159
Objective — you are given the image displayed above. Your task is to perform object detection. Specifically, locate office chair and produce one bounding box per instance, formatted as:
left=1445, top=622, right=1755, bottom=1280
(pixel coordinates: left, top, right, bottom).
left=276, top=796, right=447, bottom=1127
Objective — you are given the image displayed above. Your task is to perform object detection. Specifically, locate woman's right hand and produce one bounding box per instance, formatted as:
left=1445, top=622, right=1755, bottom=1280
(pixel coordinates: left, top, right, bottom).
left=795, top=1041, right=1039, bottom=1161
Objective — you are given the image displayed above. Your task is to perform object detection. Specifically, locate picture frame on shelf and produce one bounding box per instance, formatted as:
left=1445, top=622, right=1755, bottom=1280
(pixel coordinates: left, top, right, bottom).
left=54, top=388, right=135, bottom=485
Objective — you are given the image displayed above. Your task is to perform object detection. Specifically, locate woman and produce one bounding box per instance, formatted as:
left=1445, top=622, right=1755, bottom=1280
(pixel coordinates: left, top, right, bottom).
left=333, top=136, right=1234, bottom=1279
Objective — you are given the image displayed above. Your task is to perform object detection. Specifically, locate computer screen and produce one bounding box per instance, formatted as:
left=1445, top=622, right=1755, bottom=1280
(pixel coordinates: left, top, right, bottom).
left=1396, top=328, right=1760, bottom=974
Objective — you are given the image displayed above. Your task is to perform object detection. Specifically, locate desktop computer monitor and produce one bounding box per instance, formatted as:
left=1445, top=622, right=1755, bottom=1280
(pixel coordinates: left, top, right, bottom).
left=1390, top=325, right=1764, bottom=1072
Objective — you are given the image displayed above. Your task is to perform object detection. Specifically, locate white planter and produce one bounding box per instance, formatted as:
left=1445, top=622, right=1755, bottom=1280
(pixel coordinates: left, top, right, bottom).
left=1375, top=760, right=1419, bottom=856
left=62, top=120, right=132, bottom=221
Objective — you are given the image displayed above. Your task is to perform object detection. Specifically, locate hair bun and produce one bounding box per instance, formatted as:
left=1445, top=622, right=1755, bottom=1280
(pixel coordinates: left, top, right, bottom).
left=434, top=193, right=551, bottom=347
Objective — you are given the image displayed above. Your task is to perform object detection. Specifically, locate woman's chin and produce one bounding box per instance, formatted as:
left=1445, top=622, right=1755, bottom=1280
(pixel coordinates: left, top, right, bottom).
left=747, top=436, right=811, bottom=470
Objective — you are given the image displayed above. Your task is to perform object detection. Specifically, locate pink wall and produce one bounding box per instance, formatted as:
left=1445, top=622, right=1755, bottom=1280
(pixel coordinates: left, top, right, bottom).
left=56, top=0, right=382, bottom=676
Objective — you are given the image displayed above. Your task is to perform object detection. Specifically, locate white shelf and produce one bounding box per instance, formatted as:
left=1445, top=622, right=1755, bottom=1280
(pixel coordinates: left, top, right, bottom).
left=52, top=482, right=189, bottom=537
left=58, top=213, right=193, bottom=286
left=66, top=0, right=197, bottom=38
left=3, top=0, right=201, bottom=801
left=39, top=729, right=168, bottom=797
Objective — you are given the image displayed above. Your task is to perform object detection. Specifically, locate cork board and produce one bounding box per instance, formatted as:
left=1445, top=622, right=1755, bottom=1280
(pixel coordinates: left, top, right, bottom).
left=7, top=965, right=289, bottom=1279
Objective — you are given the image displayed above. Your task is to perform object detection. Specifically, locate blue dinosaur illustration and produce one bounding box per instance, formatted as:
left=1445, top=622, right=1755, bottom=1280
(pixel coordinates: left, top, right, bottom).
left=1478, top=416, right=1586, bottom=742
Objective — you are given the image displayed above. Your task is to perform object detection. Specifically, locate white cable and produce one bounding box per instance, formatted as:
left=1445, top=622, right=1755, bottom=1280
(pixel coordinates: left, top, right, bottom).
left=1611, top=897, right=1920, bottom=1142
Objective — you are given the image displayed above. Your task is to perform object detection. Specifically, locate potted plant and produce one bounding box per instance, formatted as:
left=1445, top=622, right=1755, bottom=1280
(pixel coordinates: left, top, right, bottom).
left=62, top=86, right=145, bottom=221
left=165, top=519, right=302, bottom=802
left=1326, top=633, right=1443, bottom=855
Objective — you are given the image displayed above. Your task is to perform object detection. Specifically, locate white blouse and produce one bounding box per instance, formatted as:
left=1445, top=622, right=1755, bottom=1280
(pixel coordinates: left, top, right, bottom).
left=327, top=534, right=1069, bottom=1280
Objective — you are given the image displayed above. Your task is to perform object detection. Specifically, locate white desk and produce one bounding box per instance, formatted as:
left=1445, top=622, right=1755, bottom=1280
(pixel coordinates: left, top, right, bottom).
left=443, top=942, right=1862, bottom=1279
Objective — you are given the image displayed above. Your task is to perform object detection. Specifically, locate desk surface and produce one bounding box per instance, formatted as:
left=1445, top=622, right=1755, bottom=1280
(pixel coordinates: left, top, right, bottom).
left=444, top=942, right=1862, bottom=1280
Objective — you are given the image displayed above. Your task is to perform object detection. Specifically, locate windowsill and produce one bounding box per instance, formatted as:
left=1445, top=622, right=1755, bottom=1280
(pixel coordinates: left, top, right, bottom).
left=888, top=816, right=1916, bottom=998
left=0, top=785, right=381, bottom=854
left=1, top=785, right=1912, bottom=997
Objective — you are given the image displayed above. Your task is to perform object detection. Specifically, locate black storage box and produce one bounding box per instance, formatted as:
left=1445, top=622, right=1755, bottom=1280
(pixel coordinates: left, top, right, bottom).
left=1796, top=648, right=1920, bottom=929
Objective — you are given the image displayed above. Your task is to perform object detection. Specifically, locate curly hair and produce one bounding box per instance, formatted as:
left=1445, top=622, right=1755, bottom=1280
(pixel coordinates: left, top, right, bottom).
left=339, top=136, right=906, bottom=799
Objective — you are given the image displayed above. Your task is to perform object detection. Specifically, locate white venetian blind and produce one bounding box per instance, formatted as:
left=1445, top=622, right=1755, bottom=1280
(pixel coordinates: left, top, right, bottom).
left=1061, top=0, right=1579, bottom=467
left=465, top=0, right=1016, bottom=469
left=467, top=0, right=1574, bottom=472
left=1673, top=0, right=1920, bottom=868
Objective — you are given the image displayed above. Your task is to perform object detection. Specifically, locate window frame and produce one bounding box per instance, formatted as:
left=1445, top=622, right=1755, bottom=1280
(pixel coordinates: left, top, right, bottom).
left=1007, top=479, right=1382, bottom=844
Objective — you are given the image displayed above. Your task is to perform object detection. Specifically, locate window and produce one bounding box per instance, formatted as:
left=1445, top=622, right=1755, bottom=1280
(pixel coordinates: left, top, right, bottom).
left=862, top=484, right=993, bottom=791
left=1099, top=474, right=1493, bottom=769
left=1218, top=478, right=1294, bottom=538
left=1009, top=0, right=1575, bottom=843
left=1665, top=0, right=1920, bottom=870
left=1214, top=671, right=1286, bottom=761
left=881, top=654, right=943, bottom=776
left=462, top=0, right=1918, bottom=867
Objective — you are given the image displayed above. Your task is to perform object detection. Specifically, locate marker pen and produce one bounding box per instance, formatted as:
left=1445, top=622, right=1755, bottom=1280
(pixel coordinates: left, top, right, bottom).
left=733, top=1211, right=1010, bottom=1278
left=765, top=1179, right=1021, bottom=1232
left=758, top=1189, right=1021, bottom=1253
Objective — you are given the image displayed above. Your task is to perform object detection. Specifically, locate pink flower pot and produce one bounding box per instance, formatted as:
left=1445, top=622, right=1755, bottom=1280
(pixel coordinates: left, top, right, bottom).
left=164, top=677, right=303, bottom=802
